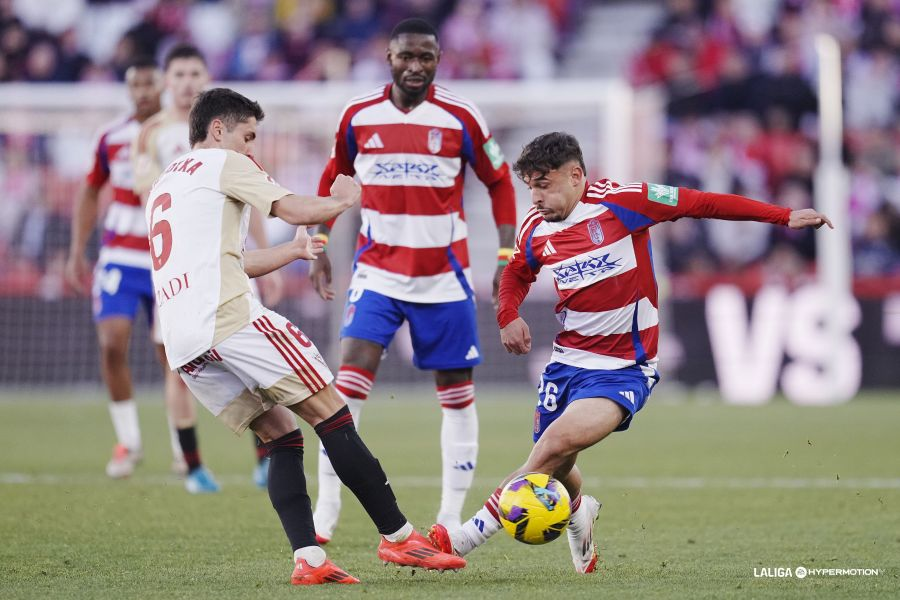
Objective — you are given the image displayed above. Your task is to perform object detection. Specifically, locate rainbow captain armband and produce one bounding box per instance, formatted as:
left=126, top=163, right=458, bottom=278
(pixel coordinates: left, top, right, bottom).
left=497, top=247, right=514, bottom=268
left=312, top=232, right=329, bottom=250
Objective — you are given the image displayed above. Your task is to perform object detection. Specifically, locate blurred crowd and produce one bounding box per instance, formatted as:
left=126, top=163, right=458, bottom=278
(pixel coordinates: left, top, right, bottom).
left=1, top=0, right=899, bottom=300
left=0, top=0, right=576, bottom=82
left=630, top=0, right=900, bottom=279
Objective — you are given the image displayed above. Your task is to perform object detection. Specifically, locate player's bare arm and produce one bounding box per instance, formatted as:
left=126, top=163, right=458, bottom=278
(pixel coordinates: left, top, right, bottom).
left=308, top=223, right=334, bottom=301
left=65, top=183, right=102, bottom=294
left=271, top=174, right=360, bottom=226
left=493, top=224, right=516, bottom=310
left=789, top=208, right=834, bottom=230
left=500, top=317, right=532, bottom=355
left=244, top=227, right=324, bottom=278
left=248, top=208, right=285, bottom=305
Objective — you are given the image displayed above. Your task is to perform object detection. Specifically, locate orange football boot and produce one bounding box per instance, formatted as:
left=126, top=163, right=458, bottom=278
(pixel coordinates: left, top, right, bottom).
left=426, top=523, right=455, bottom=555
left=377, top=530, right=466, bottom=570
left=291, top=559, right=360, bottom=585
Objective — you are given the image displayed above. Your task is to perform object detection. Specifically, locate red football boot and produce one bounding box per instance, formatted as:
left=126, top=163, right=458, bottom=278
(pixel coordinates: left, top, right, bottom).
left=291, top=559, right=360, bottom=585
left=377, top=530, right=466, bottom=571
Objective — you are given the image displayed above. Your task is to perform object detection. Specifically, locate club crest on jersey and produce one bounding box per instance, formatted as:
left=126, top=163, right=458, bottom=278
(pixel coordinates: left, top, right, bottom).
left=587, top=218, right=604, bottom=245
left=428, top=128, right=443, bottom=154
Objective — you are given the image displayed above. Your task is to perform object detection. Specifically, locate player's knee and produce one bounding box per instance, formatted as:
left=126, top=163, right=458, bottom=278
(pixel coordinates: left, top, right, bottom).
left=98, top=341, right=128, bottom=368
left=527, top=436, right=576, bottom=474
left=339, top=337, right=382, bottom=372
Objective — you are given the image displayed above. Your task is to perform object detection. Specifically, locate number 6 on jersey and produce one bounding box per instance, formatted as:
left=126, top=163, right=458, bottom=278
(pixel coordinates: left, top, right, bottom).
left=149, top=192, right=173, bottom=271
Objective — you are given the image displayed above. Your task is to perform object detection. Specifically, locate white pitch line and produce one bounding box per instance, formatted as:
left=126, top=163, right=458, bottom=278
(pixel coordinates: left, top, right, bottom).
left=1, top=473, right=899, bottom=489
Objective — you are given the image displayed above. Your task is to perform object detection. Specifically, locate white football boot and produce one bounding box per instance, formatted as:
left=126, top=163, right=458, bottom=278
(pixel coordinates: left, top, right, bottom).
left=567, top=495, right=601, bottom=573
left=105, top=444, right=143, bottom=479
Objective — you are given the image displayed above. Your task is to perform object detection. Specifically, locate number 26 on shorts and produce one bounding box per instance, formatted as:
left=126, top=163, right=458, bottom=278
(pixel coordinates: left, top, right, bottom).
left=538, top=376, right=558, bottom=411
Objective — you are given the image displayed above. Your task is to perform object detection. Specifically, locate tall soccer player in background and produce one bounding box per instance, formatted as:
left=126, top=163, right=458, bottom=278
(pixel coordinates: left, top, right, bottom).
left=65, top=57, right=162, bottom=480
left=309, top=18, right=517, bottom=543
left=428, top=132, right=833, bottom=572
left=148, top=87, right=466, bottom=584
left=133, top=44, right=277, bottom=492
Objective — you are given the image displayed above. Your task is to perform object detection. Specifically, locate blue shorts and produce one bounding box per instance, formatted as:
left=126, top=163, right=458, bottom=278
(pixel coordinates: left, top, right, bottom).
left=533, top=362, right=659, bottom=442
left=92, top=263, right=154, bottom=324
left=340, top=288, right=481, bottom=371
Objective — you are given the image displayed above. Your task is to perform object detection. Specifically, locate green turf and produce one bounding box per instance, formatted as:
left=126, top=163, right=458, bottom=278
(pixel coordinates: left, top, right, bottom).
left=1, top=388, right=898, bottom=599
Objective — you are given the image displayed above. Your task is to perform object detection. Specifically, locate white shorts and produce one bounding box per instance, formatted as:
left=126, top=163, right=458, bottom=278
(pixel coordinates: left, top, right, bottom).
left=178, top=309, right=334, bottom=433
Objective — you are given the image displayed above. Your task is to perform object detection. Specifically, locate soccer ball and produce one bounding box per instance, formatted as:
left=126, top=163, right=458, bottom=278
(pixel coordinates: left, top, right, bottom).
left=498, top=473, right=571, bottom=545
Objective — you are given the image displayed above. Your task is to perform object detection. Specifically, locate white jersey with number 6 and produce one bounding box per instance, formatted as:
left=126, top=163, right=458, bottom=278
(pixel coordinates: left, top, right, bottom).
left=146, top=148, right=292, bottom=369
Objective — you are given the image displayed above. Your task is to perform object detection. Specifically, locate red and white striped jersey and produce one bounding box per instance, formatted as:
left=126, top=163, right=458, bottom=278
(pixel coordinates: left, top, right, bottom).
left=497, top=180, right=791, bottom=371
left=85, top=116, right=150, bottom=269
left=318, top=83, right=516, bottom=303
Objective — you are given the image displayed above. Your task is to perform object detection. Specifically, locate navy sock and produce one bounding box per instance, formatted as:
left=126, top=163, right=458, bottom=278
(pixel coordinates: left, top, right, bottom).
left=314, top=406, right=407, bottom=536
left=264, top=429, right=316, bottom=551
left=177, top=427, right=201, bottom=472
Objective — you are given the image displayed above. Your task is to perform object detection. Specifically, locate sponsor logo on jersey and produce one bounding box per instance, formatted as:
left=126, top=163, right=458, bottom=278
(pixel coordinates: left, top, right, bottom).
left=647, top=183, right=679, bottom=206
left=619, top=390, right=636, bottom=405
left=372, top=160, right=442, bottom=182
left=587, top=218, right=604, bottom=245
left=465, top=345, right=480, bottom=360
left=363, top=133, right=384, bottom=149
left=542, top=240, right=557, bottom=256
left=551, top=253, right=624, bottom=285
left=483, top=138, right=505, bottom=169
left=427, top=128, right=442, bottom=153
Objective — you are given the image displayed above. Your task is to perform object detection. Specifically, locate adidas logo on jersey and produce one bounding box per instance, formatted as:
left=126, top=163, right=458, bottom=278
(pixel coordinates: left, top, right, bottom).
left=542, top=240, right=557, bottom=256
left=465, top=345, right=480, bottom=360
left=363, top=133, right=384, bottom=149
left=619, top=390, right=636, bottom=405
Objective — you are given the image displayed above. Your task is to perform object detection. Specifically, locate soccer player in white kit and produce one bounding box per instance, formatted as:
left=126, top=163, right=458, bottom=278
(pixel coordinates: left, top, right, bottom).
left=134, top=43, right=278, bottom=492
left=147, top=87, right=466, bottom=585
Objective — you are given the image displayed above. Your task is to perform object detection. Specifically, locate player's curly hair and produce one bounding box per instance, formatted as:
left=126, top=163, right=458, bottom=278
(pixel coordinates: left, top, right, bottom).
left=189, top=88, right=264, bottom=146
left=513, top=132, right=586, bottom=180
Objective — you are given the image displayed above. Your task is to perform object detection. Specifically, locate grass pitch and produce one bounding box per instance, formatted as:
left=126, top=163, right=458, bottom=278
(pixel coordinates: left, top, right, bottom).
left=1, top=388, right=898, bottom=599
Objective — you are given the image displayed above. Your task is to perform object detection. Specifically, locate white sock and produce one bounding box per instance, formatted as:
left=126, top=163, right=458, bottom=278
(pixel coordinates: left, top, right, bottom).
left=108, top=400, right=141, bottom=451
left=452, top=487, right=502, bottom=557
left=436, top=385, right=478, bottom=527
left=294, top=545, right=326, bottom=567
left=382, top=521, right=414, bottom=543
left=166, top=412, right=184, bottom=461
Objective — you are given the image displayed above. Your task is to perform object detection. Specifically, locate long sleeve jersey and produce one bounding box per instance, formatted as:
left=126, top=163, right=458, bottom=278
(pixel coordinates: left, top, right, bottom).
left=318, top=83, right=516, bottom=302
left=497, top=180, right=790, bottom=370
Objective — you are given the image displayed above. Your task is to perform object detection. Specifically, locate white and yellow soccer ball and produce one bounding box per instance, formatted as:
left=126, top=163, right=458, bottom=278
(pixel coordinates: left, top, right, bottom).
left=498, top=473, right=571, bottom=545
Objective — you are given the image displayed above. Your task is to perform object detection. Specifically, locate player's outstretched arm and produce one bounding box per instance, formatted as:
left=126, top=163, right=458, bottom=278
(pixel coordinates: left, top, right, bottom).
left=244, top=227, right=324, bottom=278
left=270, top=174, right=360, bottom=226
left=65, top=183, right=101, bottom=294
left=788, top=208, right=834, bottom=230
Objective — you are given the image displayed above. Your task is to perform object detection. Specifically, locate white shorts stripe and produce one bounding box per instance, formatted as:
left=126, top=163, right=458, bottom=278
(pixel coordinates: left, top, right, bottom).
left=260, top=315, right=326, bottom=390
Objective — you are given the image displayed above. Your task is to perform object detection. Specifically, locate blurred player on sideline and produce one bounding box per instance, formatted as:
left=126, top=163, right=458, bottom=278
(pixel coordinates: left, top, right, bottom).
left=65, top=57, right=162, bottom=480
left=310, top=17, right=517, bottom=541
left=148, top=87, right=466, bottom=584
left=133, top=44, right=277, bottom=492
left=428, top=132, right=833, bottom=572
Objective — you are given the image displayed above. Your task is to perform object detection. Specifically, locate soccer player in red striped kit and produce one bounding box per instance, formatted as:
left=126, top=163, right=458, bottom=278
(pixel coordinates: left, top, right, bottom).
left=309, top=18, right=517, bottom=541
left=428, top=131, right=832, bottom=572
